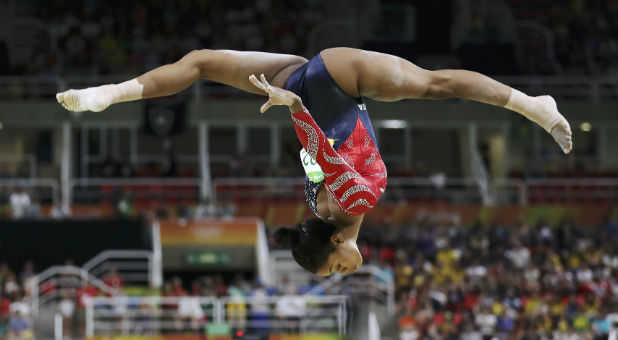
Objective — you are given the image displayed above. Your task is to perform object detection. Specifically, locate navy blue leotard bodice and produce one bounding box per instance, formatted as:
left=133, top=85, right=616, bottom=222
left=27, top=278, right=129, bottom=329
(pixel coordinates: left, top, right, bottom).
left=284, top=54, right=385, bottom=217
left=284, top=54, right=377, bottom=149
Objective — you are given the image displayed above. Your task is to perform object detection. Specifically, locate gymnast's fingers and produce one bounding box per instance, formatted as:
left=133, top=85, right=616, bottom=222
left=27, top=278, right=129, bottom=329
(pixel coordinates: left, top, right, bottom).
left=249, top=74, right=267, bottom=92
left=260, top=74, right=270, bottom=89
left=260, top=99, right=274, bottom=113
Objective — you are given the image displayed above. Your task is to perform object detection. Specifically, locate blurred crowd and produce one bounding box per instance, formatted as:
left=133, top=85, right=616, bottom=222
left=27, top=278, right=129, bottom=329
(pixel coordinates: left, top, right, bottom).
left=2, top=215, right=618, bottom=339
left=5, top=0, right=324, bottom=77
left=358, top=218, right=618, bottom=340
left=508, top=0, right=618, bottom=75
left=153, top=274, right=316, bottom=336
left=0, top=259, right=321, bottom=339
left=0, top=0, right=615, bottom=77
left=0, top=262, right=37, bottom=340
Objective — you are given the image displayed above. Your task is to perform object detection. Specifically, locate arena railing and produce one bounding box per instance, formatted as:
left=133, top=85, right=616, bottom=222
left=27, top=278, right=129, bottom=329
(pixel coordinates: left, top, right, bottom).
left=31, top=265, right=115, bottom=316
left=213, top=176, right=490, bottom=204
left=494, top=76, right=618, bottom=103
left=69, top=177, right=201, bottom=205
left=0, top=177, right=60, bottom=205
left=517, top=177, right=618, bottom=204
left=269, top=250, right=393, bottom=320
left=269, top=250, right=314, bottom=287
left=84, top=295, right=348, bottom=337
left=0, top=75, right=616, bottom=102
left=1, top=176, right=615, bottom=212
left=83, top=296, right=217, bottom=337
left=82, top=250, right=157, bottom=288
left=0, top=153, right=37, bottom=178
left=213, top=176, right=618, bottom=206
left=306, top=265, right=396, bottom=316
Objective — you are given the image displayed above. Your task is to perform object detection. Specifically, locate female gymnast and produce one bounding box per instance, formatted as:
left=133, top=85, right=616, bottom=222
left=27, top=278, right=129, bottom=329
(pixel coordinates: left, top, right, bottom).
left=56, top=48, right=572, bottom=276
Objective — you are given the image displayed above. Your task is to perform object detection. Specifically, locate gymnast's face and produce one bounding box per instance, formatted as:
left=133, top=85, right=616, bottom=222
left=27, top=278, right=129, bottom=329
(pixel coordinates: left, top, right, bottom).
left=316, top=233, right=363, bottom=276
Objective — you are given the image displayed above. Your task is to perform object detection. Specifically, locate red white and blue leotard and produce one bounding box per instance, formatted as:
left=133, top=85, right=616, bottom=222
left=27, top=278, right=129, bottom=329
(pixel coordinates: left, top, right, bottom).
left=285, top=54, right=387, bottom=216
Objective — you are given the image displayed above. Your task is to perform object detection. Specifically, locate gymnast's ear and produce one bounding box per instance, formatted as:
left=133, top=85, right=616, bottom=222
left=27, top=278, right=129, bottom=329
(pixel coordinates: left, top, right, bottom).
left=330, top=233, right=345, bottom=245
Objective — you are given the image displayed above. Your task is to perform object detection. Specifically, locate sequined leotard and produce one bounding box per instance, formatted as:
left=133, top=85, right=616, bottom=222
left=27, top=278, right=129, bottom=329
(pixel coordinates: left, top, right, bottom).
left=285, top=54, right=387, bottom=216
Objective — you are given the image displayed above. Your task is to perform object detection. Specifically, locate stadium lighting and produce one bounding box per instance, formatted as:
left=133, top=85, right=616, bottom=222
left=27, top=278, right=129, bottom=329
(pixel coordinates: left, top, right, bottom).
left=579, top=122, right=592, bottom=132
left=381, top=120, right=407, bottom=129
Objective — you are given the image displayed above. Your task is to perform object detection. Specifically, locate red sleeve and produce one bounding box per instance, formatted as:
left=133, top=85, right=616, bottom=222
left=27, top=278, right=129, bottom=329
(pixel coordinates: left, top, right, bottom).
left=291, top=108, right=378, bottom=215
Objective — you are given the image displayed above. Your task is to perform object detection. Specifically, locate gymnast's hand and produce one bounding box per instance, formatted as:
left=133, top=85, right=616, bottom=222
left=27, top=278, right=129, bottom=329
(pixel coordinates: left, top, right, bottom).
left=249, top=74, right=304, bottom=113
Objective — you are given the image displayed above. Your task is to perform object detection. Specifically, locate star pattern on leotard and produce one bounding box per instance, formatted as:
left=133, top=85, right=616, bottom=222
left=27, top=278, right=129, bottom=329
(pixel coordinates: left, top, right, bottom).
left=304, top=179, right=322, bottom=217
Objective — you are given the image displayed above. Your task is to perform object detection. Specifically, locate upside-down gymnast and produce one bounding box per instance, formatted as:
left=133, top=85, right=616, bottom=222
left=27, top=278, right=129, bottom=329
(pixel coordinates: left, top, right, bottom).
left=57, top=47, right=572, bottom=276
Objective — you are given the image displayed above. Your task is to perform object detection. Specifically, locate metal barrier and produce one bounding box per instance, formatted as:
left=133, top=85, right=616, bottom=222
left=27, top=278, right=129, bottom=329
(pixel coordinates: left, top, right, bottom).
left=84, top=295, right=348, bottom=337
left=30, top=265, right=115, bottom=316
left=69, top=177, right=200, bottom=205
left=84, top=296, right=217, bottom=337
left=494, top=76, right=618, bottom=103
left=269, top=250, right=316, bottom=287
left=269, top=251, right=394, bottom=317
left=0, top=153, right=37, bottom=178
left=212, top=177, right=305, bottom=203
left=306, top=265, right=395, bottom=316
left=0, top=178, right=60, bottom=205
left=214, top=176, right=618, bottom=206
left=521, top=178, right=618, bottom=204
left=83, top=250, right=155, bottom=288
left=214, top=177, right=489, bottom=204
left=0, top=176, right=615, bottom=210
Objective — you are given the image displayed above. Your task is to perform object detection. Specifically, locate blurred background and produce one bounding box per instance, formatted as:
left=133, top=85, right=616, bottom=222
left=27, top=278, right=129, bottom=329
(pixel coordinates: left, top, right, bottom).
left=0, top=0, right=617, bottom=339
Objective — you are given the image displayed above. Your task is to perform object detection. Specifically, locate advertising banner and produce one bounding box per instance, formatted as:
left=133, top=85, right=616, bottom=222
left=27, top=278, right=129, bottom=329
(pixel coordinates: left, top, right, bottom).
left=159, top=218, right=260, bottom=246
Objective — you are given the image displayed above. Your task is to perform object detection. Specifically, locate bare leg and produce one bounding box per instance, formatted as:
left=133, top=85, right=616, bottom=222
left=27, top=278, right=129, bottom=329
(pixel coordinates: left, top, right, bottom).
left=57, top=49, right=307, bottom=112
left=321, top=47, right=572, bottom=153
left=138, top=49, right=307, bottom=98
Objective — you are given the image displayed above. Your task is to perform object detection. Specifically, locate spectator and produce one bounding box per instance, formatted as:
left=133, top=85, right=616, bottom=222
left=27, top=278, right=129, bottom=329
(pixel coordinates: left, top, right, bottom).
left=0, top=263, right=10, bottom=288
left=50, top=203, right=72, bottom=219
left=19, top=262, right=36, bottom=298
left=9, top=187, right=30, bottom=219
left=475, top=305, right=497, bottom=336
left=8, top=292, right=33, bottom=339
left=3, top=274, right=18, bottom=297
left=57, top=289, right=76, bottom=339
left=134, top=297, right=156, bottom=336
left=111, top=294, right=129, bottom=335
left=226, top=277, right=248, bottom=332
left=103, top=267, right=124, bottom=291
left=602, top=215, right=618, bottom=239
left=505, top=239, right=530, bottom=269
left=428, top=167, right=447, bottom=198
left=75, top=282, right=98, bottom=337
left=171, top=277, right=187, bottom=296
left=275, top=286, right=306, bottom=334
left=249, top=279, right=270, bottom=335
left=161, top=281, right=178, bottom=327
left=176, top=283, right=204, bottom=334
left=0, top=289, right=9, bottom=339
left=8, top=309, right=33, bottom=340
left=398, top=305, right=419, bottom=340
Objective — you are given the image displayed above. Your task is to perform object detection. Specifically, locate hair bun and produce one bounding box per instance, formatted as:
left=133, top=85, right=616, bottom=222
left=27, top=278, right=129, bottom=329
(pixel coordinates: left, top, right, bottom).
left=273, top=226, right=300, bottom=248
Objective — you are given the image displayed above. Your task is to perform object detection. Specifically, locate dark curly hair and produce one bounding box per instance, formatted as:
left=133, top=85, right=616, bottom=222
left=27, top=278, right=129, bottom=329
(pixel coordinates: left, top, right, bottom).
left=273, top=218, right=337, bottom=273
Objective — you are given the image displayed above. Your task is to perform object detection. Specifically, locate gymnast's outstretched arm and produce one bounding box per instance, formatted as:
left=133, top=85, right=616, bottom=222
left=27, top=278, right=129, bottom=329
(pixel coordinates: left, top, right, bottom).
left=56, top=49, right=307, bottom=112
left=320, top=48, right=572, bottom=154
